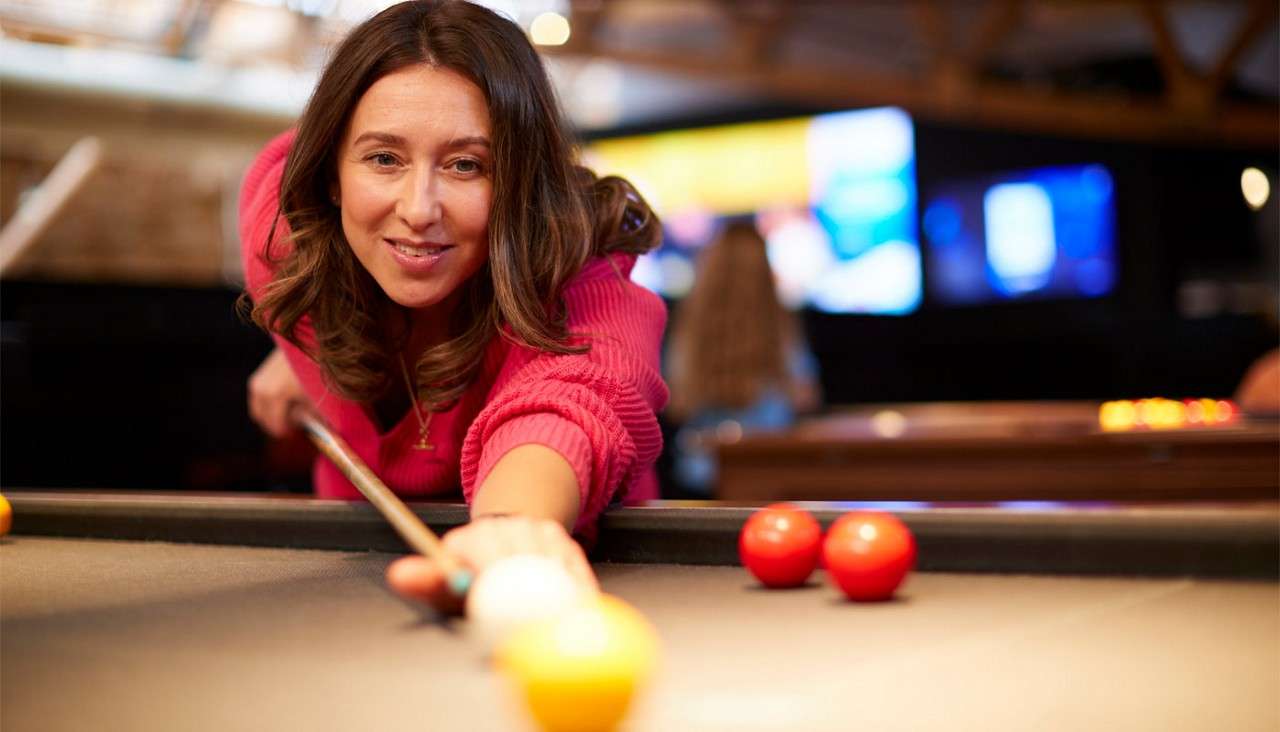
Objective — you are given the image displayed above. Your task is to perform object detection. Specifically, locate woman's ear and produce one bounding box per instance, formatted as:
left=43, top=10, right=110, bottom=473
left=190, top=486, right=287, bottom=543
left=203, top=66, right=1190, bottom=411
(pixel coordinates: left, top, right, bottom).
left=330, top=183, right=341, bottom=207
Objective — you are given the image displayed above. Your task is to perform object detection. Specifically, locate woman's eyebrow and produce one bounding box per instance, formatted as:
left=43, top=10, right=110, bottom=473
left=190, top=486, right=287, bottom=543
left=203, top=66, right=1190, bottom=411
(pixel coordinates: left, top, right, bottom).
left=349, top=132, right=490, bottom=150
left=350, top=131, right=407, bottom=147
left=445, top=136, right=491, bottom=150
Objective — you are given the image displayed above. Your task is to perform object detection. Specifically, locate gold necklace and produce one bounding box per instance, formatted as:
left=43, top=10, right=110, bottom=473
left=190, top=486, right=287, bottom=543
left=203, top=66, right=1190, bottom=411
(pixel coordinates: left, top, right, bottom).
left=398, top=354, right=434, bottom=451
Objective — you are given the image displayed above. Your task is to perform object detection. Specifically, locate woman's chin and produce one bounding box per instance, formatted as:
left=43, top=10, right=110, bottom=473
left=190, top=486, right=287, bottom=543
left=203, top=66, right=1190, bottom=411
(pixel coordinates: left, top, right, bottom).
left=397, top=297, right=445, bottom=312
left=382, top=286, right=446, bottom=311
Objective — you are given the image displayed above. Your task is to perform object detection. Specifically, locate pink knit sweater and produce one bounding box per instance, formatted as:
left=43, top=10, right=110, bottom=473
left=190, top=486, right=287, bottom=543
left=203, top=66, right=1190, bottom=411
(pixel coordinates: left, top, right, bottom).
left=239, top=131, right=668, bottom=538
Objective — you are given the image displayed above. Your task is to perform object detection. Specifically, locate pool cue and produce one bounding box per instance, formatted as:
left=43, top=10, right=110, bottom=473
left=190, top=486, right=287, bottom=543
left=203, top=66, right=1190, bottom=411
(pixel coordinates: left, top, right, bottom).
left=290, top=405, right=473, bottom=596
left=0, top=136, right=103, bottom=278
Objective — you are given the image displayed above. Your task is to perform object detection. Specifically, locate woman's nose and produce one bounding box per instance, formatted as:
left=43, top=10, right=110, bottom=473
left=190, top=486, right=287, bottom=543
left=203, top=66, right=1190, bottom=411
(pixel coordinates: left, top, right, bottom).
left=398, top=170, right=442, bottom=230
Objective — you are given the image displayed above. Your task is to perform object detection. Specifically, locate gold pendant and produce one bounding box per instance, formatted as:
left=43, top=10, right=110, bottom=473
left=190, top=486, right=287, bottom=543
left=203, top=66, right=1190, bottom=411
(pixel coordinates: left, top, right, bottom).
left=414, top=437, right=435, bottom=451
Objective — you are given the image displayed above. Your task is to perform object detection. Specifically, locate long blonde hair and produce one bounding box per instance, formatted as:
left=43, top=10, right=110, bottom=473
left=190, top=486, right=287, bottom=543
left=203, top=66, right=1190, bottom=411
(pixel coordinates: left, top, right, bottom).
left=667, top=221, right=795, bottom=420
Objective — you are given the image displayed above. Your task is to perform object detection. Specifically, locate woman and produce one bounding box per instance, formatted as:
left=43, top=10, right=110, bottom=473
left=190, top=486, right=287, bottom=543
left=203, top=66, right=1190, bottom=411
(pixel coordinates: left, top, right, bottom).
left=240, top=0, right=666, bottom=610
left=665, top=220, right=820, bottom=494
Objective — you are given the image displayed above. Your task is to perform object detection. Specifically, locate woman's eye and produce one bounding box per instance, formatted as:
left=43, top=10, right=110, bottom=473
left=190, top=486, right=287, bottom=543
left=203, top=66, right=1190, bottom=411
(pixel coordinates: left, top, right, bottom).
left=452, top=159, right=482, bottom=174
left=369, top=153, right=398, bottom=167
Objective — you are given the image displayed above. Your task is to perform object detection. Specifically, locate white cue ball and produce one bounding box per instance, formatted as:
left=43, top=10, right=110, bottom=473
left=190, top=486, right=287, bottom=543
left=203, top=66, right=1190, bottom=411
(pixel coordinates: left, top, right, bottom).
left=465, top=555, right=585, bottom=655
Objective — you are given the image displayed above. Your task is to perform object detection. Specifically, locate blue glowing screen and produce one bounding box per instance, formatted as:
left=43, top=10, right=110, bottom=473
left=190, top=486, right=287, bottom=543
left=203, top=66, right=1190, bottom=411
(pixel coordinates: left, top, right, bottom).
left=923, top=164, right=1117, bottom=305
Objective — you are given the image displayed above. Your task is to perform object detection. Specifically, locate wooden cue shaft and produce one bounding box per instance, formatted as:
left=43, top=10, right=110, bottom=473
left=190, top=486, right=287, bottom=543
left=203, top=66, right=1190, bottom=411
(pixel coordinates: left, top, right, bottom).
left=291, top=406, right=472, bottom=594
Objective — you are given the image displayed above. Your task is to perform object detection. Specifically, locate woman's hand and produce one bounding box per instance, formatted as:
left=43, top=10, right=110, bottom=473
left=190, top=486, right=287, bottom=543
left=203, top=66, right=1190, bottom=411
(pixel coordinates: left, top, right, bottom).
left=247, top=346, right=308, bottom=437
left=386, top=516, right=598, bottom=615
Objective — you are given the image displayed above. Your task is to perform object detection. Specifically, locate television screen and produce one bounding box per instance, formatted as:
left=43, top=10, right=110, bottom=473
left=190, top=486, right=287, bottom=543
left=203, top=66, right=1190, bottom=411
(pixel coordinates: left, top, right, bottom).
left=923, top=164, right=1118, bottom=305
left=585, top=107, right=921, bottom=315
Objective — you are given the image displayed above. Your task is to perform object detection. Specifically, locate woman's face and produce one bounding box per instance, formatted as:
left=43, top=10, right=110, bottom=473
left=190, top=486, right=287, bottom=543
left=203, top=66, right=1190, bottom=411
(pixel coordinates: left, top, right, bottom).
left=336, top=64, right=492, bottom=314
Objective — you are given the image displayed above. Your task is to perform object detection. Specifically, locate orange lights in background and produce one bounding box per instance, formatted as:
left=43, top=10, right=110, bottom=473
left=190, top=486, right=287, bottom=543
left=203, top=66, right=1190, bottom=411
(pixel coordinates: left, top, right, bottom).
left=1098, top=398, right=1238, bottom=432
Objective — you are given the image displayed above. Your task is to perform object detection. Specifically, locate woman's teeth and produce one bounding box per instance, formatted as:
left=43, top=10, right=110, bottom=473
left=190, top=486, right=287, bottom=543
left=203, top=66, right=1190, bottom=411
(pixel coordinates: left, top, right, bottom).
left=393, top=242, right=445, bottom=257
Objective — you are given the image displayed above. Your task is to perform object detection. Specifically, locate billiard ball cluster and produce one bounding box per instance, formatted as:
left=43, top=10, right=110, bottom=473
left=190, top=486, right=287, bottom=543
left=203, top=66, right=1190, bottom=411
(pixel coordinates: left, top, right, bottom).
left=739, top=503, right=917, bottom=601
left=467, top=555, right=659, bottom=732
left=468, top=505, right=916, bottom=730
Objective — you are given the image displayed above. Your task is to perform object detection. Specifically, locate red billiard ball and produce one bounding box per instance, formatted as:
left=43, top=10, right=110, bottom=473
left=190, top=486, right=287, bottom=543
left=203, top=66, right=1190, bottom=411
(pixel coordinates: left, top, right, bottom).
left=823, top=511, right=916, bottom=601
left=739, top=503, right=822, bottom=588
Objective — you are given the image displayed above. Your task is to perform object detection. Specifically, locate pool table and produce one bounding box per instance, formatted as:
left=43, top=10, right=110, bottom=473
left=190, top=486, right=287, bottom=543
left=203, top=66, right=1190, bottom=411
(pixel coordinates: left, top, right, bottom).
left=3, top=491, right=1278, bottom=731
left=717, top=401, right=1280, bottom=502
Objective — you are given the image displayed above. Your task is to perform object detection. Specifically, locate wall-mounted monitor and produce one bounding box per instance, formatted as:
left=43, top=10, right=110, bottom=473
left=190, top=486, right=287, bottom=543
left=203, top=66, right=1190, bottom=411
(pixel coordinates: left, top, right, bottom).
left=922, top=164, right=1118, bottom=306
left=585, top=107, right=920, bottom=315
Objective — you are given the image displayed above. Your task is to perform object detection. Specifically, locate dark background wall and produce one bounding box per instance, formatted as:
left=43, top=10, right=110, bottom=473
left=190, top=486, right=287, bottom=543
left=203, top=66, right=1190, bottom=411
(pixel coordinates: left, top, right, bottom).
left=1, top=283, right=281, bottom=491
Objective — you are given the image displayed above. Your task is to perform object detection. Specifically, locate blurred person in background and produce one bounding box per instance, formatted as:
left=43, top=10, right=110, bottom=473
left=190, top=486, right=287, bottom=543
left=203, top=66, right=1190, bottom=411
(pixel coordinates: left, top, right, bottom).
left=1234, top=298, right=1279, bottom=415
left=664, top=220, right=821, bottom=495
left=1236, top=346, right=1280, bottom=415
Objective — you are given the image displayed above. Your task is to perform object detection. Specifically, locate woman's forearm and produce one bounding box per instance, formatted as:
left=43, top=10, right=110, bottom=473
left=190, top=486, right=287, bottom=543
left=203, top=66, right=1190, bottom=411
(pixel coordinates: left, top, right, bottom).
left=471, top=444, right=581, bottom=531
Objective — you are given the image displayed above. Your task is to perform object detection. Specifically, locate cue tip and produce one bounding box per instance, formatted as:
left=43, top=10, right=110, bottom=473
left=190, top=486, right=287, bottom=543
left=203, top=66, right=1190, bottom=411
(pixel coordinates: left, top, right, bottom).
left=447, top=568, right=474, bottom=597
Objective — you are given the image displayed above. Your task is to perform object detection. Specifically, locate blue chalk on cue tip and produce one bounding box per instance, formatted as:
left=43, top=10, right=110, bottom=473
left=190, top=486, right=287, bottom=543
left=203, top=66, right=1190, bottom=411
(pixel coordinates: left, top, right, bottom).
left=448, top=569, right=473, bottom=597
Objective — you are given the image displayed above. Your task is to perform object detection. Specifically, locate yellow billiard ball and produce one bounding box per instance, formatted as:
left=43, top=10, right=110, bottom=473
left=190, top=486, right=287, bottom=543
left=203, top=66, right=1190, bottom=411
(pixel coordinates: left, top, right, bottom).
left=497, top=594, right=660, bottom=732
left=0, top=493, right=10, bottom=536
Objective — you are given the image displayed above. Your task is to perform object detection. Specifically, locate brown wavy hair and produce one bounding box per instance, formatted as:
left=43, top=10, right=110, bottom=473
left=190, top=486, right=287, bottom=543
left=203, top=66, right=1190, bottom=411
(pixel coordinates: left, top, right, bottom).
left=666, top=221, right=796, bottom=420
left=246, top=0, right=659, bottom=410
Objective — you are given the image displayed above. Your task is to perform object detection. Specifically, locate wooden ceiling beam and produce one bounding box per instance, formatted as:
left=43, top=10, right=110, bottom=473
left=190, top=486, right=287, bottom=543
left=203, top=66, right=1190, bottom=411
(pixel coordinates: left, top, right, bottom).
left=1139, top=0, right=1213, bottom=113
left=1207, top=0, right=1279, bottom=99
left=963, top=0, right=1023, bottom=73
left=565, top=0, right=607, bottom=55
left=545, top=42, right=1278, bottom=147
left=912, top=1, right=952, bottom=68
left=913, top=0, right=1023, bottom=103
left=719, top=0, right=790, bottom=70
left=912, top=0, right=959, bottom=95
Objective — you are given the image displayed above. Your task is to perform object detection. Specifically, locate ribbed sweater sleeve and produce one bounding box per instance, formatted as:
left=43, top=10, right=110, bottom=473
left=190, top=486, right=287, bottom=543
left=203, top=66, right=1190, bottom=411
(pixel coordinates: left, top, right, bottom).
left=238, top=129, right=295, bottom=300
left=460, top=262, right=669, bottom=540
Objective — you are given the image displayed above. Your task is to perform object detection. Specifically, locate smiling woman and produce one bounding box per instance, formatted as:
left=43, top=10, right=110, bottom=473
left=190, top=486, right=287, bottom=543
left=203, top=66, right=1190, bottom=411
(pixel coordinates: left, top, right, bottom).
left=238, top=0, right=665, bottom=613
left=337, top=66, right=493, bottom=316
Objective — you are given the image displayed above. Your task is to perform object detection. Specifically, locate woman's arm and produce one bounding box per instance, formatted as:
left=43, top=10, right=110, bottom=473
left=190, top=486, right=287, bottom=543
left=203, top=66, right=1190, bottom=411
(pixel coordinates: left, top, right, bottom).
left=472, top=444, right=580, bottom=530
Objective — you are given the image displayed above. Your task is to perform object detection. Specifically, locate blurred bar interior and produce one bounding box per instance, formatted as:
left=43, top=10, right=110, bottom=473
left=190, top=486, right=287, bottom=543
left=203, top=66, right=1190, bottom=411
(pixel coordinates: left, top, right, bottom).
left=1, top=1, right=1276, bottom=498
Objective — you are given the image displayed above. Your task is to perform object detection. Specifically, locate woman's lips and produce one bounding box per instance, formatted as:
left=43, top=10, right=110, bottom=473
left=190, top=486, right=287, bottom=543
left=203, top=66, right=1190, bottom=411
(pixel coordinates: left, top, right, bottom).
left=385, top=238, right=452, bottom=273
